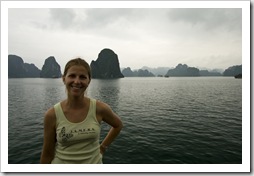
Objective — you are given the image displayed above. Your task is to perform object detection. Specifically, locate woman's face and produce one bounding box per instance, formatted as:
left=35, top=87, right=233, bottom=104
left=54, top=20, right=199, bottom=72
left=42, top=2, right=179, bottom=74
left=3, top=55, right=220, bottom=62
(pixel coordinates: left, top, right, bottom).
left=63, top=65, right=91, bottom=97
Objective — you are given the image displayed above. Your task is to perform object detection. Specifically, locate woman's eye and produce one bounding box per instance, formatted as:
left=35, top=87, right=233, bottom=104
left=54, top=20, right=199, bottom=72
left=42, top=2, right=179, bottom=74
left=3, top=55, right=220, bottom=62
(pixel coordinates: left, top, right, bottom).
left=80, top=75, right=87, bottom=79
left=68, top=74, right=75, bottom=78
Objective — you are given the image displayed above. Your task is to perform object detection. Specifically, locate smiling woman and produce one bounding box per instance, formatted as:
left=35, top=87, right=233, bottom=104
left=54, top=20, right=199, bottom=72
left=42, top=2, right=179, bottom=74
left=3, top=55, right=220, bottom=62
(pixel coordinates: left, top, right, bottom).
left=63, top=65, right=90, bottom=97
left=40, top=58, right=123, bottom=164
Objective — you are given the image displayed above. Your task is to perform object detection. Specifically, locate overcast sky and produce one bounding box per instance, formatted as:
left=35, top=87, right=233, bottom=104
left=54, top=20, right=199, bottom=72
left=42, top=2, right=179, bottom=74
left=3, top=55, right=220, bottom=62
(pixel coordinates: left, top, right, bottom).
left=8, top=7, right=242, bottom=71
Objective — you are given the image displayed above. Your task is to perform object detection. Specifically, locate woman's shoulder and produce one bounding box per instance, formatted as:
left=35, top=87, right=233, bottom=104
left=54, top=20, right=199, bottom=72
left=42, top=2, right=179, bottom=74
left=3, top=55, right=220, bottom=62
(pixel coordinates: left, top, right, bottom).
left=45, top=107, right=55, bottom=116
left=44, top=104, right=58, bottom=124
left=95, top=99, right=122, bottom=126
left=95, top=100, right=116, bottom=120
left=95, top=99, right=111, bottom=112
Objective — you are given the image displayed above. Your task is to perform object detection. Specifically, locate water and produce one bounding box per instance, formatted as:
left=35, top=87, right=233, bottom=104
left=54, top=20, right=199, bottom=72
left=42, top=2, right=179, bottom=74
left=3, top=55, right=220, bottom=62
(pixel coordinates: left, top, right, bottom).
left=8, top=77, right=242, bottom=164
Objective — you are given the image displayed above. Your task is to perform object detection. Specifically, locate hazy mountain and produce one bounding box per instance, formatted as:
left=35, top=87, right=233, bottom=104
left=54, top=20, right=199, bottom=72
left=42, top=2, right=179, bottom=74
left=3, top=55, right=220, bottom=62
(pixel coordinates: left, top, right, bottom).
left=165, top=64, right=200, bottom=77
left=199, top=70, right=222, bottom=76
left=141, top=66, right=172, bottom=76
left=122, top=67, right=155, bottom=77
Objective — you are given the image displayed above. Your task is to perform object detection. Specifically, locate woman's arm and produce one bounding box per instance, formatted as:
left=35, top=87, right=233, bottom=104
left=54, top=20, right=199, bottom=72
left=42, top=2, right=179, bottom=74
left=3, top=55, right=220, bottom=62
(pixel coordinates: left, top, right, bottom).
left=40, top=108, right=56, bottom=164
left=96, top=101, right=123, bottom=155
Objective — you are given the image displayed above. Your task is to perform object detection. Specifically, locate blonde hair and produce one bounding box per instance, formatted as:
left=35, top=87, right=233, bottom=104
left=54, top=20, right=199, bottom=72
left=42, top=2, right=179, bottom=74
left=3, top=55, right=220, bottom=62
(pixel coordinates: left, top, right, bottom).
left=63, top=58, right=91, bottom=81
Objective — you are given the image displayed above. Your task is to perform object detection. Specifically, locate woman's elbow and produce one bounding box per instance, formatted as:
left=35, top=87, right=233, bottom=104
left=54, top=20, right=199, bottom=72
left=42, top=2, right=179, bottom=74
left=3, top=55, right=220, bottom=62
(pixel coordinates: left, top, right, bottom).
left=116, top=120, right=123, bottom=131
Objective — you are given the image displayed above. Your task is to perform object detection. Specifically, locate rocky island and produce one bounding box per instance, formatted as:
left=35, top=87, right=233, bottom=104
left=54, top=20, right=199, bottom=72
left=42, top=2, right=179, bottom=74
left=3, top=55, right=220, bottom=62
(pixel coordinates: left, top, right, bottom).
left=90, top=48, right=124, bottom=79
left=8, top=55, right=62, bottom=78
left=40, top=56, right=62, bottom=78
left=8, top=53, right=242, bottom=79
left=8, top=55, right=41, bottom=78
left=223, top=65, right=242, bottom=77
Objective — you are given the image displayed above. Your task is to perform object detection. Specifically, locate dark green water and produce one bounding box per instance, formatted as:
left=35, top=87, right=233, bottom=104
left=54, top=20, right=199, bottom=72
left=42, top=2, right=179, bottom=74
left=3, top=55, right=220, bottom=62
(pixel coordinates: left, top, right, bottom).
left=8, top=77, right=242, bottom=164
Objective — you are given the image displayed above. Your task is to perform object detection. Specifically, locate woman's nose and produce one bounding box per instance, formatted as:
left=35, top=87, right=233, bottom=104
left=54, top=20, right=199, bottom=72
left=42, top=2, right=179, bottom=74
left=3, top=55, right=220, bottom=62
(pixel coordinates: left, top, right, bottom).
left=74, top=77, right=81, bottom=83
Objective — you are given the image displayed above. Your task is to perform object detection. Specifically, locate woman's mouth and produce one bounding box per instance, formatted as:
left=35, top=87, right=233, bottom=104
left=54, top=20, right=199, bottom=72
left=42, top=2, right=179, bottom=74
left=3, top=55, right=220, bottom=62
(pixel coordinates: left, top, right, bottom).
left=71, top=85, right=83, bottom=90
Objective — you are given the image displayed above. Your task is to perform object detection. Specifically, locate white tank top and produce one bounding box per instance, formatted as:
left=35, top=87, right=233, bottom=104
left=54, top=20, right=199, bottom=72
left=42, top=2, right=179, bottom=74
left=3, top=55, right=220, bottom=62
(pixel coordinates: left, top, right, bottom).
left=51, top=98, right=102, bottom=164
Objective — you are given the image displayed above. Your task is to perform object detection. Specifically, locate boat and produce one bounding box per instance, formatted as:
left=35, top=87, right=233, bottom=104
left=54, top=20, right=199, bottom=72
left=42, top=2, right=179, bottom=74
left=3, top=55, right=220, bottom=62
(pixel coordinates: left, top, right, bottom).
left=234, top=74, right=242, bottom=79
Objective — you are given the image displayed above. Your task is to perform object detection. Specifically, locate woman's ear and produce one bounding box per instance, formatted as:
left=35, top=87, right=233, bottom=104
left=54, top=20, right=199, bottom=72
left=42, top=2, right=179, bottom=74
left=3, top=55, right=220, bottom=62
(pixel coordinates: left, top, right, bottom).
left=62, top=76, right=65, bottom=84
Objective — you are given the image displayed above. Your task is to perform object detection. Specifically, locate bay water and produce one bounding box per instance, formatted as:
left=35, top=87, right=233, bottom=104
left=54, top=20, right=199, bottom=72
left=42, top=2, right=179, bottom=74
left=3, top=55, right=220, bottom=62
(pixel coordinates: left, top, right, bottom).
left=8, top=77, right=242, bottom=164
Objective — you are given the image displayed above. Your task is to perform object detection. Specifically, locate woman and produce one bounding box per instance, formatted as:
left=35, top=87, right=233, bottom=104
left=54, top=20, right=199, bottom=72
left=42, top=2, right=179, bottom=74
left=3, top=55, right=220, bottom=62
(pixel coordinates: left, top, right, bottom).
left=40, top=58, right=123, bottom=164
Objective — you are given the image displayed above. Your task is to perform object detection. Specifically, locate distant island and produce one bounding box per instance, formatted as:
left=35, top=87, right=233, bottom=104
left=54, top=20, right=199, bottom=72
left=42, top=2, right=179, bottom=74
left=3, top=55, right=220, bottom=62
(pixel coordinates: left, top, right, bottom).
left=8, top=55, right=61, bottom=78
left=8, top=49, right=242, bottom=78
left=165, top=64, right=200, bottom=77
left=163, top=63, right=241, bottom=77
left=122, top=64, right=241, bottom=78
left=122, top=67, right=155, bottom=77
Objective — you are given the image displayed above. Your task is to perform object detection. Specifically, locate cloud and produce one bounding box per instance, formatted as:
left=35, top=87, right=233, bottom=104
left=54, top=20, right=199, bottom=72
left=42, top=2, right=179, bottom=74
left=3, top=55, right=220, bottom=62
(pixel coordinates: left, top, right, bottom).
left=8, top=8, right=242, bottom=70
left=49, top=8, right=76, bottom=28
left=167, top=8, right=242, bottom=32
left=84, top=9, right=132, bottom=27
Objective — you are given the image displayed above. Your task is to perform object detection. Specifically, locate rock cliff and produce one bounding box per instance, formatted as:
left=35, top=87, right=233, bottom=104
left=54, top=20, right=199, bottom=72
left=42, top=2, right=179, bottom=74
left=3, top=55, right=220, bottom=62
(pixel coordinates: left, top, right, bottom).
left=8, top=55, right=40, bottom=78
left=40, top=56, right=62, bottom=78
left=223, top=65, right=242, bottom=76
left=90, top=49, right=124, bottom=79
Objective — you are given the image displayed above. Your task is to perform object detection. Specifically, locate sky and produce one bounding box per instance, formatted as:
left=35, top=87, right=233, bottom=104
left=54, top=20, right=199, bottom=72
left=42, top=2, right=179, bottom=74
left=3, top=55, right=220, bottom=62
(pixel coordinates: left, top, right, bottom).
left=8, top=6, right=242, bottom=72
